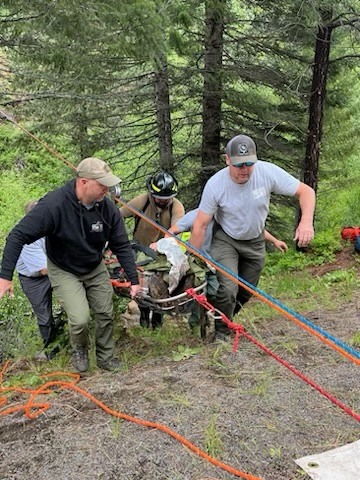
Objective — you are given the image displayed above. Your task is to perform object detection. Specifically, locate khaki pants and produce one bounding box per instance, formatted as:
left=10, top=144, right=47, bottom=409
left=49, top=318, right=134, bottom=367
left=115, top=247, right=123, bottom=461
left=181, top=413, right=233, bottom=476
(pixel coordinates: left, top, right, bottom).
left=210, top=228, right=265, bottom=331
left=47, top=259, right=114, bottom=363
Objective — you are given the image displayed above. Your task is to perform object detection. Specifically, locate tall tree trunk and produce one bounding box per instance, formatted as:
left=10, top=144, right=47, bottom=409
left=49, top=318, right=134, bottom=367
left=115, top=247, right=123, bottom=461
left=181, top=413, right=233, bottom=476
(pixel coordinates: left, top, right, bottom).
left=304, top=9, right=333, bottom=193
left=201, top=0, right=225, bottom=188
left=296, top=9, right=333, bottom=241
left=154, top=60, right=173, bottom=171
left=73, top=104, right=92, bottom=160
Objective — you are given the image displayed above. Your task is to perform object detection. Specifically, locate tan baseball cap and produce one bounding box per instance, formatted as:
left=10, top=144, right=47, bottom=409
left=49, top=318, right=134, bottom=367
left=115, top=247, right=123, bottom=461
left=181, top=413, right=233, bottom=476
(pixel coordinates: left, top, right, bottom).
left=76, top=157, right=121, bottom=187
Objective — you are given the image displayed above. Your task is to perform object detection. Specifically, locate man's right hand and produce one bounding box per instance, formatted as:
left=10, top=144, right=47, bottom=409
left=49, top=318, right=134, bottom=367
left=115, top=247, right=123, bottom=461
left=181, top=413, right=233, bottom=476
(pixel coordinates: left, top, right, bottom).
left=0, top=279, right=14, bottom=299
left=149, top=242, right=158, bottom=251
left=129, top=284, right=142, bottom=298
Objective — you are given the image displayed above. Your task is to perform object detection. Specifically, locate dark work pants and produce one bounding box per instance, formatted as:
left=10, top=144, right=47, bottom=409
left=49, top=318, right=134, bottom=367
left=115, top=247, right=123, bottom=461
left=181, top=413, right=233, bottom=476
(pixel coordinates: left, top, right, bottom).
left=210, top=228, right=266, bottom=333
left=18, top=274, right=55, bottom=347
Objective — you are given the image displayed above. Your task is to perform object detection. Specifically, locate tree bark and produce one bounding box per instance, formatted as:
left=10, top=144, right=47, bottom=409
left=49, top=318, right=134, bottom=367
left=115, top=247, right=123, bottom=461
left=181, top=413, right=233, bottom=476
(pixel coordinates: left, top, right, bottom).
left=154, top=61, right=173, bottom=171
left=303, top=9, right=333, bottom=193
left=296, top=9, right=333, bottom=246
left=72, top=105, right=91, bottom=160
left=201, top=0, right=225, bottom=188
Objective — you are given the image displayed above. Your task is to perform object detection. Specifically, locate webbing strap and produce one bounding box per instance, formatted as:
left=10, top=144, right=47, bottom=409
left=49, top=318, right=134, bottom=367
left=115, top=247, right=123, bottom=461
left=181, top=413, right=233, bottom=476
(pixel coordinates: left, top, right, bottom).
left=133, top=198, right=150, bottom=235
left=133, top=197, right=173, bottom=236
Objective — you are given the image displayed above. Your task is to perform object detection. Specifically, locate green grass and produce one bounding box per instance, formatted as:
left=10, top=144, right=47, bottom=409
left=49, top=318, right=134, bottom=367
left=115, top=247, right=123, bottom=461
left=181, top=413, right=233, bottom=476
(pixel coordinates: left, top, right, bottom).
left=349, top=331, right=360, bottom=348
left=159, top=392, right=192, bottom=407
left=109, top=415, right=123, bottom=439
left=115, top=318, right=203, bottom=365
left=204, top=413, right=224, bottom=458
left=237, top=261, right=359, bottom=331
left=1, top=244, right=359, bottom=383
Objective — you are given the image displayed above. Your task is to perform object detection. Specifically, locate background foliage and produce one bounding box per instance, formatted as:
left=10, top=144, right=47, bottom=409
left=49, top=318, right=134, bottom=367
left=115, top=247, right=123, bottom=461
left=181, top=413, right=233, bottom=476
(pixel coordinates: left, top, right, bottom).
left=0, top=0, right=359, bottom=360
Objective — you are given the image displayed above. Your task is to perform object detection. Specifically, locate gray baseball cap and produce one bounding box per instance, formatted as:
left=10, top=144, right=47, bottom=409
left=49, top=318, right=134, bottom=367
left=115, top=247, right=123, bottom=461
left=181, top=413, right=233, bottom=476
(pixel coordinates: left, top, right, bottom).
left=225, top=134, right=258, bottom=165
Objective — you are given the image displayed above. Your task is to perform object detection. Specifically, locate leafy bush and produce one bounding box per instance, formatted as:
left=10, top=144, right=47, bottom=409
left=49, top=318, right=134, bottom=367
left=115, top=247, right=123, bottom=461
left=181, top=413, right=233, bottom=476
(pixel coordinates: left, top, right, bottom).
left=0, top=283, right=40, bottom=362
left=263, top=228, right=343, bottom=277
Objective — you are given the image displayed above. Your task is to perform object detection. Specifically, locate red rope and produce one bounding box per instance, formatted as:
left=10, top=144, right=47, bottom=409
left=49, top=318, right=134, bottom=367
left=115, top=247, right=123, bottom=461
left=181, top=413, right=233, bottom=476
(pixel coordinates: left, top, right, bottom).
left=187, top=289, right=360, bottom=423
left=1, top=111, right=358, bottom=366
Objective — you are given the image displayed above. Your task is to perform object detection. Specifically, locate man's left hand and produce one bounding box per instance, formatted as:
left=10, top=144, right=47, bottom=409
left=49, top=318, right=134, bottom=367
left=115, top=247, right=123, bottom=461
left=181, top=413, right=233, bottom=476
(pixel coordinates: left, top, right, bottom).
left=294, top=223, right=314, bottom=247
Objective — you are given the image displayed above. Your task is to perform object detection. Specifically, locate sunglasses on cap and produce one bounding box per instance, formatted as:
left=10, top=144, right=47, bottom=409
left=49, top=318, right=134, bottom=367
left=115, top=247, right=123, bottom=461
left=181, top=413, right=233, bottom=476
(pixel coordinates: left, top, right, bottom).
left=233, top=161, right=255, bottom=168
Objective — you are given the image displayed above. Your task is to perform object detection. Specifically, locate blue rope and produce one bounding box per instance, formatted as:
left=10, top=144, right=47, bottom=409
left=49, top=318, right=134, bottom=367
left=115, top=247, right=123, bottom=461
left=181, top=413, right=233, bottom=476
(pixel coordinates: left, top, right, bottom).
left=117, top=198, right=360, bottom=361
left=184, top=242, right=360, bottom=361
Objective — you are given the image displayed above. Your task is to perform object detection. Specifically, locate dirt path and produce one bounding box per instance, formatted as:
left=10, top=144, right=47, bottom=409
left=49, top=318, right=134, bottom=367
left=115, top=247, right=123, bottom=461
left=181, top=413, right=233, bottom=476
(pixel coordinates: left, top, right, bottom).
left=0, top=252, right=359, bottom=480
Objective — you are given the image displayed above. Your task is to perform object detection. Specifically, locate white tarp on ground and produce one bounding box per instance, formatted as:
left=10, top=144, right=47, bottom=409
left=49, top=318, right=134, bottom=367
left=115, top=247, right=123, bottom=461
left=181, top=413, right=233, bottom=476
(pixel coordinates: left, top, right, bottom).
left=295, top=439, right=360, bottom=479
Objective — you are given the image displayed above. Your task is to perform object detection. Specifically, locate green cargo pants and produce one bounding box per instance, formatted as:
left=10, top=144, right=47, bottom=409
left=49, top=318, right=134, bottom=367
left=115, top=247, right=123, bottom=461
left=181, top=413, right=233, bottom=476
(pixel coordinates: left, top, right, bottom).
left=210, top=227, right=265, bottom=332
left=47, top=259, right=114, bottom=363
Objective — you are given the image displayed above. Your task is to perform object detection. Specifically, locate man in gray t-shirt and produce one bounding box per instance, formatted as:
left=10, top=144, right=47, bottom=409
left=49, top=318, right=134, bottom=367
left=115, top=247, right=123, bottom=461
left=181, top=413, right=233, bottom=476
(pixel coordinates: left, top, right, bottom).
left=190, top=134, right=316, bottom=338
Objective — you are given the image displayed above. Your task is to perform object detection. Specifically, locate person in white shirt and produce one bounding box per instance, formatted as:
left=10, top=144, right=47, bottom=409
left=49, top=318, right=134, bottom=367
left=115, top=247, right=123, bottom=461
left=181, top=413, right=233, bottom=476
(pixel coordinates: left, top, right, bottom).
left=16, top=200, right=56, bottom=350
left=151, top=208, right=288, bottom=332
left=190, top=134, right=315, bottom=339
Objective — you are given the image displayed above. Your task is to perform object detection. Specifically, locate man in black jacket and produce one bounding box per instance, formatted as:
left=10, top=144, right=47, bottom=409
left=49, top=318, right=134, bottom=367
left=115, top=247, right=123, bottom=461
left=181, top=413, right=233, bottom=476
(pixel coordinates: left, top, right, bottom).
left=0, top=157, right=141, bottom=373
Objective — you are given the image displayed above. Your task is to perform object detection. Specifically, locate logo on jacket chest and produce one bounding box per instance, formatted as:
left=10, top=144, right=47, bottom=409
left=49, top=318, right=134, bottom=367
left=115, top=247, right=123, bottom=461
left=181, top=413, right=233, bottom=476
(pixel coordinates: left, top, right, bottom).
left=91, top=221, right=104, bottom=233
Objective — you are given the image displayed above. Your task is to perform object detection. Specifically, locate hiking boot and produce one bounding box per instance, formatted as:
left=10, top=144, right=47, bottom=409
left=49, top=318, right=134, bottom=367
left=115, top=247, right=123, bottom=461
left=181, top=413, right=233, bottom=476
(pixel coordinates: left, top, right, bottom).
left=214, top=331, right=232, bottom=342
left=97, top=357, right=123, bottom=371
left=151, top=312, right=163, bottom=330
left=205, top=329, right=234, bottom=344
left=46, top=345, right=60, bottom=360
left=72, top=349, right=89, bottom=372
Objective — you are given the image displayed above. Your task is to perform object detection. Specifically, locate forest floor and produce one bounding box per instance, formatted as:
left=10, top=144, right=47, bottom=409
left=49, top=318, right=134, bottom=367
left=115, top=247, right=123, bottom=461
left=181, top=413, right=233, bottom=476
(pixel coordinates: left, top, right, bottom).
left=0, top=247, right=359, bottom=480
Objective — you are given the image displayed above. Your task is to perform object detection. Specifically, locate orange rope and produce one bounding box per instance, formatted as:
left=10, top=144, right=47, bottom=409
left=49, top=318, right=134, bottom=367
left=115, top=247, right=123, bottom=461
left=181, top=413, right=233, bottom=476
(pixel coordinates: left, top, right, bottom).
left=0, top=109, right=75, bottom=170
left=2, top=112, right=358, bottom=367
left=116, top=199, right=360, bottom=367
left=0, top=364, right=262, bottom=480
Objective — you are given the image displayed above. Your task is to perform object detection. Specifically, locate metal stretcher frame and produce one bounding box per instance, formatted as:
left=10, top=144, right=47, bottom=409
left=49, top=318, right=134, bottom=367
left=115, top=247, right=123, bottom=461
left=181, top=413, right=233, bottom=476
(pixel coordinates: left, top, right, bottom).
left=135, top=280, right=208, bottom=315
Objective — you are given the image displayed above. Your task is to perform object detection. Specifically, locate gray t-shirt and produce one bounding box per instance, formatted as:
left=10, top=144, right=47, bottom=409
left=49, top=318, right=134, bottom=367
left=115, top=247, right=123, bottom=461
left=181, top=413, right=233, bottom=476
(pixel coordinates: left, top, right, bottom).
left=176, top=208, right=214, bottom=253
left=199, top=161, right=300, bottom=240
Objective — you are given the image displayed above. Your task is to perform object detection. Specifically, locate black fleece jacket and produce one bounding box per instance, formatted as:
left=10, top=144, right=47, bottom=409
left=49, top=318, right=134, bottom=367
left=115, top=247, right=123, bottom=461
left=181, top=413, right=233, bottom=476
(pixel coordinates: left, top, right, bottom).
left=0, top=179, right=138, bottom=284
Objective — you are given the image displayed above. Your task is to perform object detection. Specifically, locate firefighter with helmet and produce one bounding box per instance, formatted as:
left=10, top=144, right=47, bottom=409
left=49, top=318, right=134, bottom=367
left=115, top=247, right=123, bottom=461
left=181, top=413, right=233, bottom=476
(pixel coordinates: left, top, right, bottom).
left=119, top=171, right=185, bottom=328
